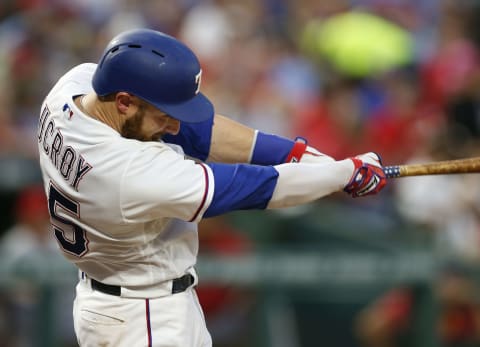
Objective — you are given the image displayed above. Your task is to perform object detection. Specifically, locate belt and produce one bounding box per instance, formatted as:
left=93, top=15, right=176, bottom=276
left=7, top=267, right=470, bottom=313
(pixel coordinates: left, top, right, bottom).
left=90, top=273, right=195, bottom=296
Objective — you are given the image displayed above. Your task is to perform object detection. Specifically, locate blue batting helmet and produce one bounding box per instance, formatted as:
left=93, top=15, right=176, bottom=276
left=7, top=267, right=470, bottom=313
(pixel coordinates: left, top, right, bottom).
left=92, top=28, right=213, bottom=123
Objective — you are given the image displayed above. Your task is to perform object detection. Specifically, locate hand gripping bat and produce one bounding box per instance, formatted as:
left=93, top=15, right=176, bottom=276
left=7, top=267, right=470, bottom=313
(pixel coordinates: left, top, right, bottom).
left=383, top=157, right=480, bottom=178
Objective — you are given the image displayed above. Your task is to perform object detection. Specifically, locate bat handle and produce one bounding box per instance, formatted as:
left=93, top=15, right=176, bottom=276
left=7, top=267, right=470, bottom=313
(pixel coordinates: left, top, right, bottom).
left=383, top=165, right=401, bottom=178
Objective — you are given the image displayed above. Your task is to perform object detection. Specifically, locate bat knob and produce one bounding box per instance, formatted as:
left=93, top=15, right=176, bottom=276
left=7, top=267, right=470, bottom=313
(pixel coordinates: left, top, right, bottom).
left=384, top=166, right=401, bottom=178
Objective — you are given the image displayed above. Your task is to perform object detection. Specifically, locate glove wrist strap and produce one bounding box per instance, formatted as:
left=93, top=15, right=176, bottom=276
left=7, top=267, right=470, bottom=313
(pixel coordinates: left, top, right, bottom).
left=285, top=140, right=308, bottom=163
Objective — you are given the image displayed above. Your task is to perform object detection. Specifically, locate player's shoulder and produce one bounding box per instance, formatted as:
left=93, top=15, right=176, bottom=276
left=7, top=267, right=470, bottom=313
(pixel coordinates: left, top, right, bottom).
left=121, top=140, right=188, bottom=170
left=58, top=63, right=97, bottom=89
left=126, top=140, right=183, bottom=158
left=62, top=63, right=97, bottom=81
left=46, top=63, right=97, bottom=100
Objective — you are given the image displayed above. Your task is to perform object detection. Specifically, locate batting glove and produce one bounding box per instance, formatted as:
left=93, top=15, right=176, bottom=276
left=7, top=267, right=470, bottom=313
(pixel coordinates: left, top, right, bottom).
left=344, top=152, right=387, bottom=198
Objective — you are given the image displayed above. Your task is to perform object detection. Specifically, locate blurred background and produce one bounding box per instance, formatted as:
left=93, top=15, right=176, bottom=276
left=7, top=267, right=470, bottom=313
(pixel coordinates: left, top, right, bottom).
left=2, top=0, right=480, bottom=346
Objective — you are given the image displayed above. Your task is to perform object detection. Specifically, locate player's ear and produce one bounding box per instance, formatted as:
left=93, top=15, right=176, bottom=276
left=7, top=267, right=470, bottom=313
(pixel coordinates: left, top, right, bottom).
left=115, top=92, right=133, bottom=114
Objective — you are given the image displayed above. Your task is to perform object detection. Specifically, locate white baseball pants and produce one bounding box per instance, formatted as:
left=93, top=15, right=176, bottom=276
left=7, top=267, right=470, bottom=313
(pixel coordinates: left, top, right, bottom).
left=73, top=280, right=212, bottom=347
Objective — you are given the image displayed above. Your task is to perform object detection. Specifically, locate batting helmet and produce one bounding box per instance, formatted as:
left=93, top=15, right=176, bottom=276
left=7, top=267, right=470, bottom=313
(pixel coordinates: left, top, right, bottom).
left=92, top=28, right=213, bottom=123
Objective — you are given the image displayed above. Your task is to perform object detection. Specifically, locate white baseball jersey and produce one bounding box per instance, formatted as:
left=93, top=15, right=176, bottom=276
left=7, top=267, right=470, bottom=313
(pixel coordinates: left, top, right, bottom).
left=38, top=63, right=215, bottom=296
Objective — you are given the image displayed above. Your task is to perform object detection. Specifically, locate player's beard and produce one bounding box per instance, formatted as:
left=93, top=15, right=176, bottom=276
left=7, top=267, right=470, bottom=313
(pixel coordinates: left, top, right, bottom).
left=121, top=105, right=159, bottom=142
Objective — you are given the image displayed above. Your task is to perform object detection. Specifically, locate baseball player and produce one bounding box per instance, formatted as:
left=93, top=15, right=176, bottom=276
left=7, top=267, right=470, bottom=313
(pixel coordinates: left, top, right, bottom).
left=37, top=28, right=387, bottom=347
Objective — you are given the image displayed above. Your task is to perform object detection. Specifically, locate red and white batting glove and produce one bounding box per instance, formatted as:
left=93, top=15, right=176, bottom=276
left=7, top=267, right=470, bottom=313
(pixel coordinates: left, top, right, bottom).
left=285, top=138, right=335, bottom=164
left=344, top=152, right=387, bottom=198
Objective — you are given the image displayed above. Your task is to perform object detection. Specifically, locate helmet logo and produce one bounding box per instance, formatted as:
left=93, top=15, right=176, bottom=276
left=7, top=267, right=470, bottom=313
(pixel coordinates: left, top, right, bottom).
left=195, top=70, right=202, bottom=95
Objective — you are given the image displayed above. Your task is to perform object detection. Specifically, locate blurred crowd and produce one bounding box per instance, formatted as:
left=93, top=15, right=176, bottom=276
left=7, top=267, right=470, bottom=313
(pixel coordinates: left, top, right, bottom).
left=1, top=0, right=478, bottom=158
left=2, top=0, right=480, bottom=346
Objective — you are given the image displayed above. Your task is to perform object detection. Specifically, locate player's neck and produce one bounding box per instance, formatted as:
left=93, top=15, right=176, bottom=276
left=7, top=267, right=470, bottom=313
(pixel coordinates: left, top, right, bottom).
left=78, top=94, right=123, bottom=133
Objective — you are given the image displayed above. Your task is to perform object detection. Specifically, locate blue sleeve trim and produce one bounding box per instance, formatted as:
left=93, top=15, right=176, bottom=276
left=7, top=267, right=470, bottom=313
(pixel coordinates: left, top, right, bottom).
left=204, top=163, right=279, bottom=218
left=251, top=132, right=295, bottom=165
left=162, top=115, right=214, bottom=161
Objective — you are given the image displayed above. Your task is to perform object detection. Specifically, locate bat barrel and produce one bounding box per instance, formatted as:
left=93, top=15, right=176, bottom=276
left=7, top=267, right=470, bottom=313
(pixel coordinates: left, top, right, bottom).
left=383, top=157, right=480, bottom=178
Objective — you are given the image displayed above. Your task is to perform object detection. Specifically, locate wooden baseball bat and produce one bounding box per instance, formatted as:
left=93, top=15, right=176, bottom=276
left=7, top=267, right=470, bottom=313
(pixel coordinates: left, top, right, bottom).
left=383, top=156, right=480, bottom=178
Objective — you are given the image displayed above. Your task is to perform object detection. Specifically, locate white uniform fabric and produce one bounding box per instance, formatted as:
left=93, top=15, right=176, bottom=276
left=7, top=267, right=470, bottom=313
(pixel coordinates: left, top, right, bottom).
left=74, top=279, right=211, bottom=347
left=38, top=63, right=214, bottom=346
left=269, top=160, right=353, bottom=208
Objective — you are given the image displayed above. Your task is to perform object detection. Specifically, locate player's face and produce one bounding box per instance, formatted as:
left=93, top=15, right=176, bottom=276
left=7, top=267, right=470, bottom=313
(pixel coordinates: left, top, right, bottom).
left=121, top=104, right=180, bottom=141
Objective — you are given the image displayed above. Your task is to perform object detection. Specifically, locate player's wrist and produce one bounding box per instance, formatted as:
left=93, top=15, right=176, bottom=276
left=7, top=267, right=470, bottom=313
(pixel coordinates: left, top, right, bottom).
left=249, top=131, right=296, bottom=165
left=285, top=138, right=308, bottom=163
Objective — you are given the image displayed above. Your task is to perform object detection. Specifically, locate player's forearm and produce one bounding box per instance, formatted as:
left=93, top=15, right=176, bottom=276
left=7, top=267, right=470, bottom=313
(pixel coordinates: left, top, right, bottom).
left=205, top=114, right=333, bottom=166
left=207, top=114, right=255, bottom=163
left=268, top=160, right=354, bottom=208
left=203, top=155, right=384, bottom=218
